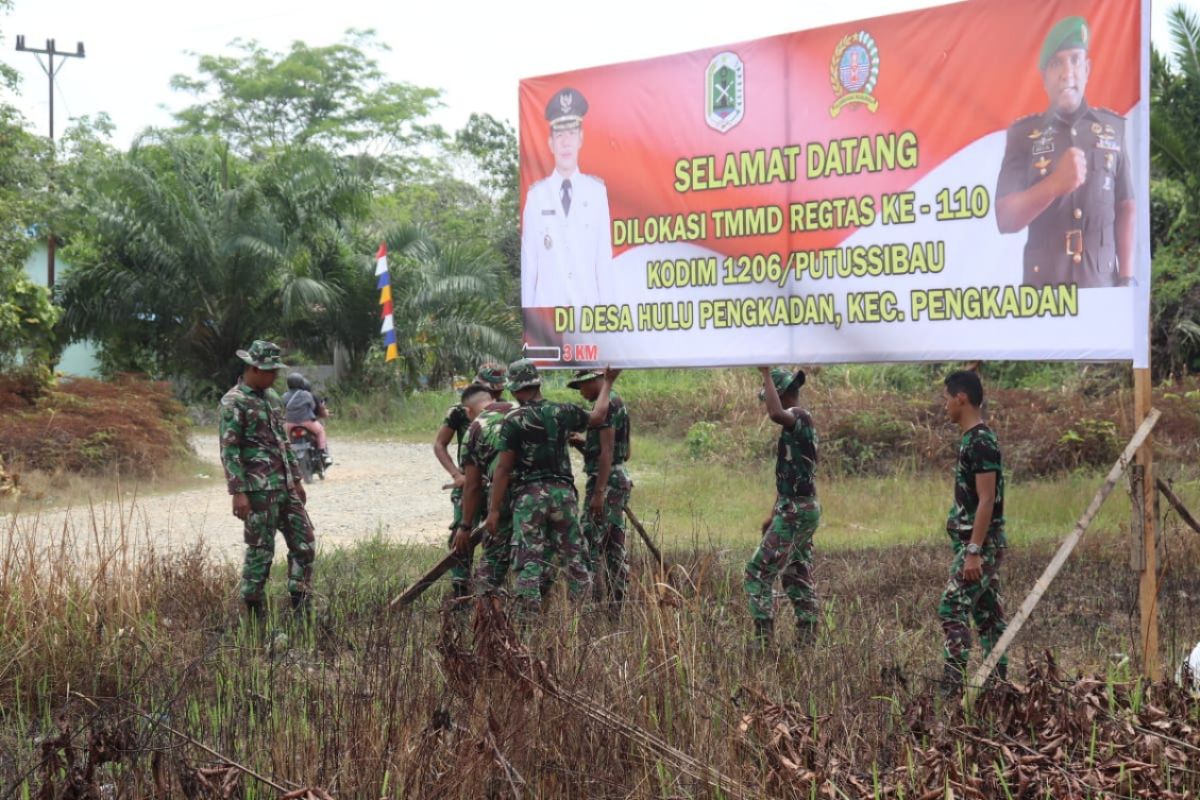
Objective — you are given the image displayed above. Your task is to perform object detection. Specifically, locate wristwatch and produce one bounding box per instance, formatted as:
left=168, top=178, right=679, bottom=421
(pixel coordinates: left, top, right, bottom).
left=965, top=542, right=982, bottom=556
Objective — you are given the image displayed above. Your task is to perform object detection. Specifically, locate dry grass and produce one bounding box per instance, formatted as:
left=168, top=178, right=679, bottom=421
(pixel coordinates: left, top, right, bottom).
left=3, top=507, right=1200, bottom=798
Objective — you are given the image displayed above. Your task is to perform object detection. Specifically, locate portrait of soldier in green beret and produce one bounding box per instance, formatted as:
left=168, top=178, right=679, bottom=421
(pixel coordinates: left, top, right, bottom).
left=995, top=16, right=1135, bottom=290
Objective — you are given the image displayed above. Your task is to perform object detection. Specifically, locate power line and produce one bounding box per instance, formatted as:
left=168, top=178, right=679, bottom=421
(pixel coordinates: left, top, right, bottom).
left=14, top=35, right=86, bottom=290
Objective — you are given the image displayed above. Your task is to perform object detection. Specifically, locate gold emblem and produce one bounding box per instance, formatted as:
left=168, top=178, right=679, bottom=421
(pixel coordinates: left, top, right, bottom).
left=1034, top=157, right=1051, bottom=172
left=1092, top=122, right=1102, bottom=134
left=558, top=92, right=573, bottom=115
left=544, top=233, right=552, bottom=250
left=1105, top=153, right=1114, bottom=170
left=1027, top=129, right=1043, bottom=139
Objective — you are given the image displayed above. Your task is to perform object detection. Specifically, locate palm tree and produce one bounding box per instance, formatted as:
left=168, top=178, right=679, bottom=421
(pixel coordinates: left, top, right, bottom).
left=1152, top=7, right=1200, bottom=200
left=58, top=135, right=366, bottom=391
left=383, top=226, right=520, bottom=386
left=1149, top=6, right=1200, bottom=376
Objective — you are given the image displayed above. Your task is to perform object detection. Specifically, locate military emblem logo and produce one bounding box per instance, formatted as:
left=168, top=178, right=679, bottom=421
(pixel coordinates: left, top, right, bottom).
left=705, top=51, right=745, bottom=133
left=830, top=31, right=880, bottom=118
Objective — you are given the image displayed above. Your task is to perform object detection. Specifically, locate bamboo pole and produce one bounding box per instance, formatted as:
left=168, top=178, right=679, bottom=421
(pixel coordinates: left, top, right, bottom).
left=623, top=505, right=665, bottom=571
left=966, top=408, right=1161, bottom=699
left=1135, top=369, right=1160, bottom=680
left=389, top=526, right=484, bottom=608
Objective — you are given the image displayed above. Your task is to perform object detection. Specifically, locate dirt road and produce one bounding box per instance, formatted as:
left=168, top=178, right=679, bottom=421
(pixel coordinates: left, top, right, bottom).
left=11, top=436, right=453, bottom=562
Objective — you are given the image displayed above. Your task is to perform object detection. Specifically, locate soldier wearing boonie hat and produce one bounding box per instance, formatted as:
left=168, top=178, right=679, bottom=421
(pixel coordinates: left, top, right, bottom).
left=568, top=368, right=633, bottom=612
left=520, top=86, right=614, bottom=308
left=995, top=15, right=1135, bottom=289
left=485, top=359, right=621, bottom=618
left=745, top=366, right=820, bottom=651
left=219, top=340, right=316, bottom=630
left=435, top=362, right=515, bottom=601
left=473, top=362, right=508, bottom=399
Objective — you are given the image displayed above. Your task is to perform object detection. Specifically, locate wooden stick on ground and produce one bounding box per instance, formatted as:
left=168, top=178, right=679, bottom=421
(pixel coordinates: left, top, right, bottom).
left=966, top=408, right=1162, bottom=703
left=389, top=526, right=484, bottom=609
left=1156, top=477, right=1200, bottom=536
left=622, top=505, right=665, bottom=571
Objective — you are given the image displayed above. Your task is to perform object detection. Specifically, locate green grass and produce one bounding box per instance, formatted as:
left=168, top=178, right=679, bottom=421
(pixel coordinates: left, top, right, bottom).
left=628, top=437, right=1134, bottom=550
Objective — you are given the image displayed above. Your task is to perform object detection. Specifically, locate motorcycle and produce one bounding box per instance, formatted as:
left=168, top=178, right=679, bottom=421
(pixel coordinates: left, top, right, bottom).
left=289, top=426, right=326, bottom=484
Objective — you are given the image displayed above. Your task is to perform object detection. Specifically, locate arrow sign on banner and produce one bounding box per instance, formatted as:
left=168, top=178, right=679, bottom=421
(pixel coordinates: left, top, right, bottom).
left=521, top=343, right=562, bottom=362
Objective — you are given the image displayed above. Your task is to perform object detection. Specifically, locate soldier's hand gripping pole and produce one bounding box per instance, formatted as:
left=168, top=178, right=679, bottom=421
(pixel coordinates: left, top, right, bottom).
left=389, top=525, right=486, bottom=608
left=622, top=505, right=665, bottom=572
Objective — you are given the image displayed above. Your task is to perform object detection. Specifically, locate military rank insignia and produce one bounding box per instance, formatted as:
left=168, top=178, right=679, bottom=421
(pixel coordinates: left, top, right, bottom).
left=830, top=30, right=880, bottom=118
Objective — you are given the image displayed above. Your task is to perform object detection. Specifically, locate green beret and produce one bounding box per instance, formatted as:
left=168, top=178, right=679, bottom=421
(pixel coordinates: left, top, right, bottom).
left=1040, top=16, right=1089, bottom=71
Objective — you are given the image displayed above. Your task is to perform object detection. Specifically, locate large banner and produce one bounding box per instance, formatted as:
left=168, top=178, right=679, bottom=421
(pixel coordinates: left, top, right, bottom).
left=518, top=0, right=1151, bottom=368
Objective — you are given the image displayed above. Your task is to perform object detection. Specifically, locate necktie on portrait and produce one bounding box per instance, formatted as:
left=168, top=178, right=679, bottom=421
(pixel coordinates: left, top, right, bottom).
left=561, top=179, right=572, bottom=217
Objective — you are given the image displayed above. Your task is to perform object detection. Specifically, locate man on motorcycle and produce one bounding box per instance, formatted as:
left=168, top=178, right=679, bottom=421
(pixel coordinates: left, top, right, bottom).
left=282, top=373, right=332, bottom=467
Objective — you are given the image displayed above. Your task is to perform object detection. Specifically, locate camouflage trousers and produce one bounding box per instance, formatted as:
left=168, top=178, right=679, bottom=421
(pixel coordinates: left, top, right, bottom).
left=744, top=497, right=820, bottom=624
left=583, top=466, right=632, bottom=605
left=511, top=481, right=591, bottom=610
left=473, top=502, right=515, bottom=594
left=240, top=490, right=315, bottom=604
left=938, top=540, right=1008, bottom=670
left=446, top=486, right=482, bottom=596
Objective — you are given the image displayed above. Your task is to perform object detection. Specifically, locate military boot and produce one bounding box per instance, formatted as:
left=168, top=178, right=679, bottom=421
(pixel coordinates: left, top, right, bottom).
left=243, top=599, right=268, bottom=641
left=939, top=658, right=966, bottom=700
left=750, top=618, right=774, bottom=654
left=289, top=592, right=313, bottom=630
left=795, top=619, right=817, bottom=650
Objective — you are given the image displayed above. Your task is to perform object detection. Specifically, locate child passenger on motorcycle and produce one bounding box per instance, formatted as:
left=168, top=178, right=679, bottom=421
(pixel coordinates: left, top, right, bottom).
left=283, top=373, right=332, bottom=466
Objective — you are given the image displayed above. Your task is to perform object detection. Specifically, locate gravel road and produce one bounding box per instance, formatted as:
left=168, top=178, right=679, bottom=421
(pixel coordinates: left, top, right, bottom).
left=11, top=435, right=453, bottom=562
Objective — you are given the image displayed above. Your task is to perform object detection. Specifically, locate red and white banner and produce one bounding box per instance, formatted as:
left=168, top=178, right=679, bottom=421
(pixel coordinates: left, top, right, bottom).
left=518, top=0, right=1150, bottom=368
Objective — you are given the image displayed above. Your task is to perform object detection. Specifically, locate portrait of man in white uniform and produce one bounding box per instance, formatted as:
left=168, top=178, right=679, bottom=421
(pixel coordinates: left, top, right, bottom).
left=521, top=87, right=613, bottom=309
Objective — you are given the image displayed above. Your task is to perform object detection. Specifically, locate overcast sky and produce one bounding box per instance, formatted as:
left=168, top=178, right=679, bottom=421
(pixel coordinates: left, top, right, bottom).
left=1, top=0, right=1190, bottom=146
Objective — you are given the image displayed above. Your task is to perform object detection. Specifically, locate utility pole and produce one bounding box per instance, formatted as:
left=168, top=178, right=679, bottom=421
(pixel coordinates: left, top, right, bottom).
left=14, top=36, right=85, bottom=290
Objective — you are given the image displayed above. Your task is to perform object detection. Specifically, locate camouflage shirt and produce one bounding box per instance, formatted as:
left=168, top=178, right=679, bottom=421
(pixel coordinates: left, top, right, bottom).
left=776, top=409, right=818, bottom=499
left=219, top=382, right=299, bottom=494
left=441, top=404, right=471, bottom=468
left=947, top=423, right=1006, bottom=541
left=498, top=398, right=590, bottom=487
left=462, top=402, right=516, bottom=483
left=582, top=389, right=630, bottom=475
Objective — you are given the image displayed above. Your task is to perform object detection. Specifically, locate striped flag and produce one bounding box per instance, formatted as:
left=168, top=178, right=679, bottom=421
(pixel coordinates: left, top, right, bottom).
left=376, top=242, right=397, bottom=362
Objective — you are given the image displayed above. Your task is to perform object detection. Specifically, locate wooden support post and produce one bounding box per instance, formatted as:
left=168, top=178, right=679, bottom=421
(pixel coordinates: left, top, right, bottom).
left=1134, top=368, right=1160, bottom=680
left=1157, top=477, right=1200, bottom=536
left=966, top=409, right=1161, bottom=701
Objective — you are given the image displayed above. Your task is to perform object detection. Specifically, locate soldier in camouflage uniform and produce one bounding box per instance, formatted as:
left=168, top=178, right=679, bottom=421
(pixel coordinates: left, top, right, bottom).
left=994, top=16, right=1135, bottom=289
left=485, top=359, right=618, bottom=615
left=434, top=363, right=509, bottom=599
left=219, top=340, right=315, bottom=627
left=939, top=370, right=1008, bottom=695
left=745, top=366, right=820, bottom=650
left=454, top=386, right=516, bottom=594
left=568, top=368, right=633, bottom=610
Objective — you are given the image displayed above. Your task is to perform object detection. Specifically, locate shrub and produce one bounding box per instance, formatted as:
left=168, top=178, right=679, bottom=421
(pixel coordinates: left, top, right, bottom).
left=0, top=374, right=191, bottom=477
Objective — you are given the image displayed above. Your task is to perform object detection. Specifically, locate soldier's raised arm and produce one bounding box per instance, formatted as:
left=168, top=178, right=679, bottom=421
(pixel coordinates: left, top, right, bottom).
left=586, top=367, right=621, bottom=427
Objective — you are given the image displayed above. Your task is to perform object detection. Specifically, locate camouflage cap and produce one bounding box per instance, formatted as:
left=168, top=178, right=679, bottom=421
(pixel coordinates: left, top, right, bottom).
left=236, top=340, right=287, bottom=371
left=566, top=368, right=603, bottom=389
left=507, top=358, right=542, bottom=391
left=1039, top=16, right=1089, bottom=71
left=474, top=362, right=508, bottom=389
left=759, top=367, right=806, bottom=401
